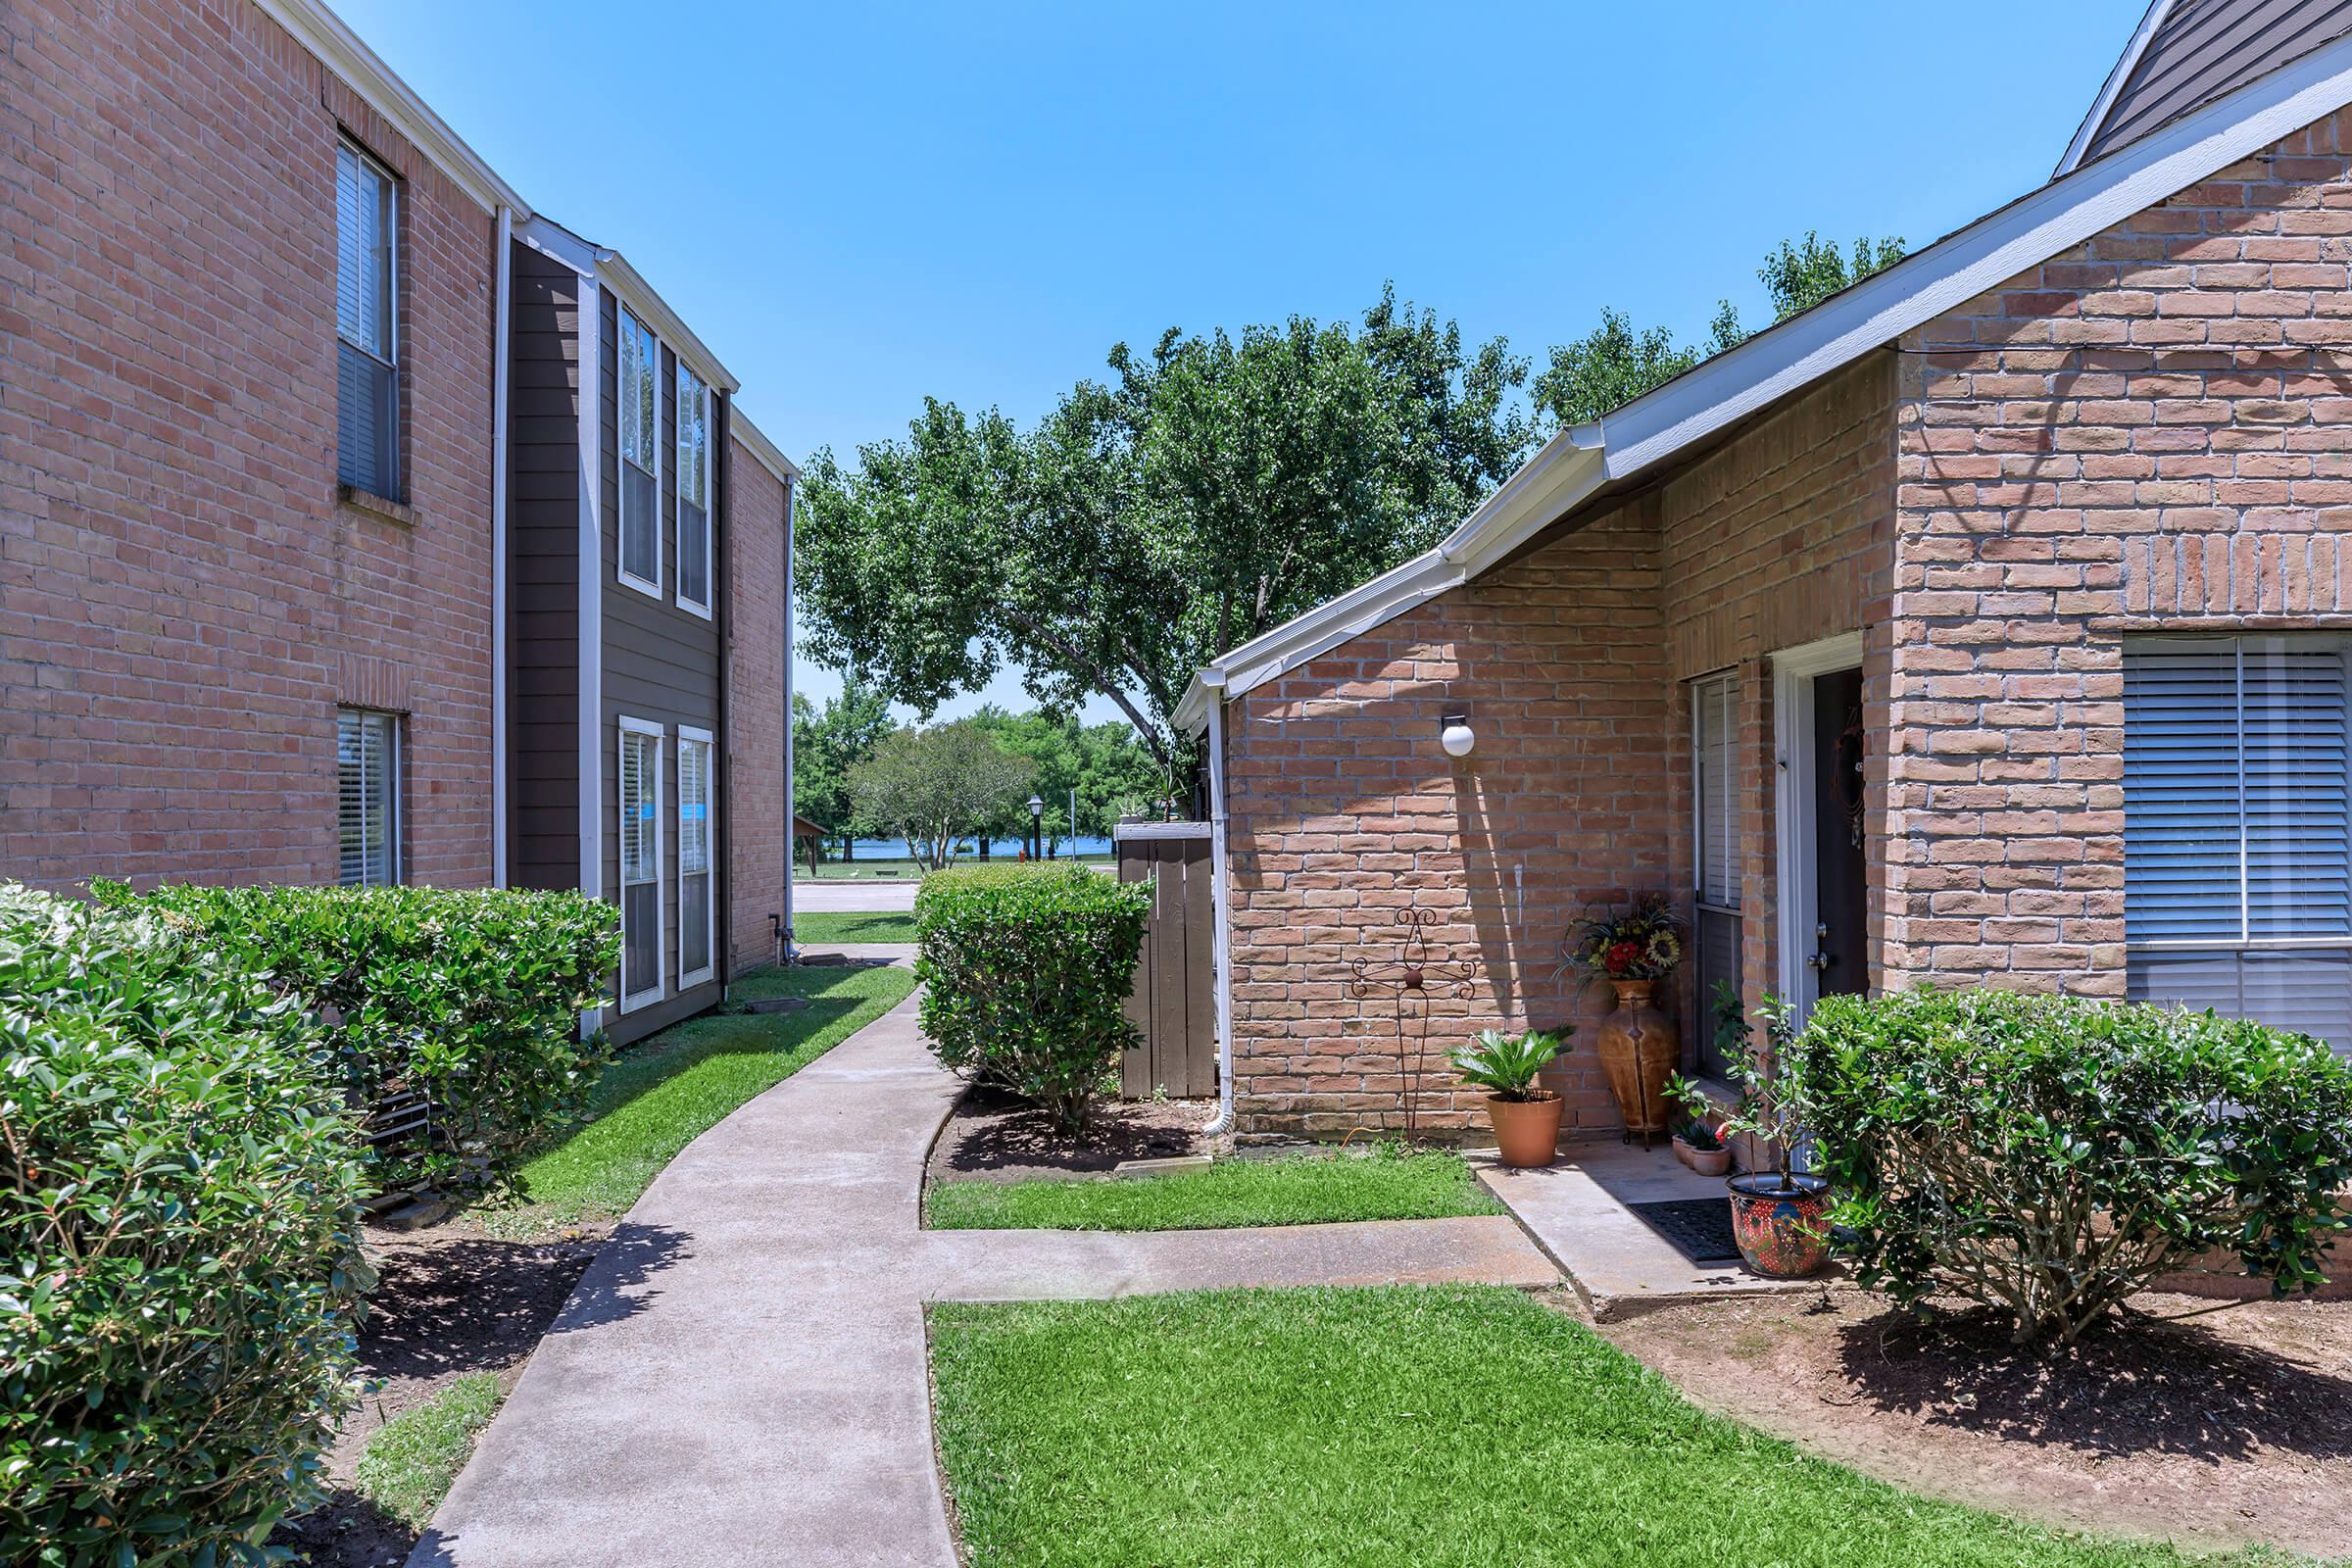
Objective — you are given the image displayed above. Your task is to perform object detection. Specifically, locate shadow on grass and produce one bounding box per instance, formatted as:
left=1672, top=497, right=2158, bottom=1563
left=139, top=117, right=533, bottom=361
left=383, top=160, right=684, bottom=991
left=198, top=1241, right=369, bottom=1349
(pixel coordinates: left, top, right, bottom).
left=1833, top=1302, right=2352, bottom=1463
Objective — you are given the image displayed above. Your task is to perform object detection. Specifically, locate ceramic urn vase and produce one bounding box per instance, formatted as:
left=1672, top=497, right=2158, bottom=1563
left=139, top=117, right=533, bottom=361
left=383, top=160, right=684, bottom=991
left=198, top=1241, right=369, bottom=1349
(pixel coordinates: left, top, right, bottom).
left=1595, top=979, right=1680, bottom=1142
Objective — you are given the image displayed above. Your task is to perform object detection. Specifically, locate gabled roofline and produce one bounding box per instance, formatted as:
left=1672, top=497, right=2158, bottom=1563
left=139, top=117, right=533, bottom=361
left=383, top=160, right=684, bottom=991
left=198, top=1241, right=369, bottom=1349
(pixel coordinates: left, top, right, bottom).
left=252, top=0, right=528, bottom=218
left=732, top=411, right=802, bottom=484
left=2055, top=0, right=2177, bottom=177
left=516, top=216, right=742, bottom=394
left=1174, top=24, right=2352, bottom=734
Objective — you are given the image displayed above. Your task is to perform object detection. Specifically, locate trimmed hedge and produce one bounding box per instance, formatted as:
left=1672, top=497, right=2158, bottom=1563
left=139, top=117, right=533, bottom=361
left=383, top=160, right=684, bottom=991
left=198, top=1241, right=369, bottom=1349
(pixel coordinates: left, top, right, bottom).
left=97, top=882, right=620, bottom=1200
left=1791, top=988, right=2352, bottom=1344
left=914, top=864, right=1151, bottom=1131
left=1, top=884, right=368, bottom=1564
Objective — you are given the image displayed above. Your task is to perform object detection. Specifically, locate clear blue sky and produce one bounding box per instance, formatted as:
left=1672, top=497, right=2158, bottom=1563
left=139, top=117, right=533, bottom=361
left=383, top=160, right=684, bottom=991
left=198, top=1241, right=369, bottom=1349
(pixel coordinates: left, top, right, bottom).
left=341, top=0, right=2145, bottom=724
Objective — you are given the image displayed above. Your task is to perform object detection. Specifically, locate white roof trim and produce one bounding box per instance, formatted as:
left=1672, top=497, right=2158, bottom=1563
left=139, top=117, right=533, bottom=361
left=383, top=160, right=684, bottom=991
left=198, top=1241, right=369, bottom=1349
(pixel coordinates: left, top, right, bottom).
left=1175, top=25, right=2352, bottom=734
left=732, top=411, right=802, bottom=483
left=252, top=0, right=527, bottom=218
left=2056, top=0, right=2179, bottom=177
left=602, top=253, right=741, bottom=394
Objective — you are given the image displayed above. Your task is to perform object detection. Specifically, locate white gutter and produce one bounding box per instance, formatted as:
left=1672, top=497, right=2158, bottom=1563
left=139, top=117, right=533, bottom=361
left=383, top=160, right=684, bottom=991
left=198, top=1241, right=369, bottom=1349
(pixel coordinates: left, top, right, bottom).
left=491, top=204, right=513, bottom=887
left=1200, top=672, right=1236, bottom=1138
left=782, top=474, right=799, bottom=964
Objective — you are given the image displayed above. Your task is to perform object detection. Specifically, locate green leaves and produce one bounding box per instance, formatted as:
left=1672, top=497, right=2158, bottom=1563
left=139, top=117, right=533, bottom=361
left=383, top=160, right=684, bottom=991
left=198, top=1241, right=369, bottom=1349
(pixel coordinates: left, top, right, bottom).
left=0, top=884, right=368, bottom=1562
left=913, top=865, right=1152, bottom=1132
left=1788, top=988, right=2352, bottom=1344
left=1447, top=1029, right=1566, bottom=1102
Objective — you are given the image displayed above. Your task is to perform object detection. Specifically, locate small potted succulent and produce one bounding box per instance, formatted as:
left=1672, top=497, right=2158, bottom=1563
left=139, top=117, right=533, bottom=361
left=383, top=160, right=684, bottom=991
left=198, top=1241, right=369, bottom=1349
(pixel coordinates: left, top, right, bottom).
left=1662, top=1074, right=1731, bottom=1177
left=1713, top=995, right=1830, bottom=1278
left=1450, top=1027, right=1568, bottom=1168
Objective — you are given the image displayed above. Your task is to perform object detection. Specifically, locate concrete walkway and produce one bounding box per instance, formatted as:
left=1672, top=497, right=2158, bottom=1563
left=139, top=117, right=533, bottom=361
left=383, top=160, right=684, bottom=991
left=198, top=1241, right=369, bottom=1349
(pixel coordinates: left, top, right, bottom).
left=414, top=994, right=1556, bottom=1568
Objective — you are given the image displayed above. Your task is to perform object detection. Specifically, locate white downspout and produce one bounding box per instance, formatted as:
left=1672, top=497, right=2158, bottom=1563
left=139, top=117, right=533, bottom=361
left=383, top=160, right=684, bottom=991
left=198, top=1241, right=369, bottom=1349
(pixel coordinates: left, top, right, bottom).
left=781, top=475, right=798, bottom=963
left=490, top=204, right=514, bottom=888
left=1200, top=672, right=1236, bottom=1138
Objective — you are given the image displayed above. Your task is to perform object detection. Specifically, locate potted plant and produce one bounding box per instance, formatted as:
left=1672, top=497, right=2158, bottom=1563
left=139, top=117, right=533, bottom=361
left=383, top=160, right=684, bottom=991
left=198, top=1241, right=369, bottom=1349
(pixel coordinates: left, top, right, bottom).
left=1565, top=897, right=1684, bottom=1141
left=1712, top=995, right=1830, bottom=1278
left=1662, top=1075, right=1732, bottom=1176
left=1450, top=1027, right=1568, bottom=1168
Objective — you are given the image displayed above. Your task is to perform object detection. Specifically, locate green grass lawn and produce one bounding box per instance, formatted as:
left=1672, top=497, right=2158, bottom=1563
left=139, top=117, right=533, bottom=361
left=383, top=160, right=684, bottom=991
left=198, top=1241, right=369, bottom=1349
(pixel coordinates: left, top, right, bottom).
left=793, top=909, right=918, bottom=944
left=481, top=962, right=917, bottom=1237
left=353, top=1373, right=504, bottom=1530
left=924, top=1147, right=1503, bottom=1232
left=930, top=1287, right=2246, bottom=1568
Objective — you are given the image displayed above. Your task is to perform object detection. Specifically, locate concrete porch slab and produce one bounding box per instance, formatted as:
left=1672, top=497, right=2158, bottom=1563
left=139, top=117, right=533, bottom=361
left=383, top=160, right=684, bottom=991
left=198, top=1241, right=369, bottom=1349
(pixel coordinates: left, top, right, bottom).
left=1477, top=1142, right=1832, bottom=1322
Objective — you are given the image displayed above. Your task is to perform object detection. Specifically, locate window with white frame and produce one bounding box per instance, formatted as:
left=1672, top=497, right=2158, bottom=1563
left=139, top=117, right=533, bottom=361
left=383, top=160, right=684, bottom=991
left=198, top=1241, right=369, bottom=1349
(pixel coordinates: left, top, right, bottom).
left=617, top=308, right=661, bottom=593
left=336, top=707, right=401, bottom=886
left=618, top=719, right=664, bottom=1006
left=2124, top=636, right=2350, bottom=1052
left=335, top=142, right=400, bottom=498
left=676, top=365, right=711, bottom=615
left=1690, top=671, right=1742, bottom=1077
left=678, top=728, right=715, bottom=984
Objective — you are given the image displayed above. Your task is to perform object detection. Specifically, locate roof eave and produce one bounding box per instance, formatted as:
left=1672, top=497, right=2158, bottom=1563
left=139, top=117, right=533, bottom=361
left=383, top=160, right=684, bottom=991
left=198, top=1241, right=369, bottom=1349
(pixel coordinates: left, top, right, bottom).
left=732, top=410, right=802, bottom=483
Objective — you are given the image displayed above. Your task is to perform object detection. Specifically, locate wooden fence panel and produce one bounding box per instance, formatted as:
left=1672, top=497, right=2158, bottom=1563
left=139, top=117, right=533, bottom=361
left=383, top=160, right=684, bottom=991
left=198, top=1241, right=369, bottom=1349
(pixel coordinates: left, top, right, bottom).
left=1115, top=824, right=1217, bottom=1099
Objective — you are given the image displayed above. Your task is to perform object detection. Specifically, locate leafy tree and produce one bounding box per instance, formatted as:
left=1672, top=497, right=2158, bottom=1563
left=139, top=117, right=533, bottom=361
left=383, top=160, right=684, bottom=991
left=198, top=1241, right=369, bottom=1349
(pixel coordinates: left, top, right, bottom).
left=1534, top=233, right=1903, bottom=427
left=797, top=287, right=1536, bottom=767
left=847, top=720, right=1035, bottom=871
left=792, top=675, right=893, bottom=860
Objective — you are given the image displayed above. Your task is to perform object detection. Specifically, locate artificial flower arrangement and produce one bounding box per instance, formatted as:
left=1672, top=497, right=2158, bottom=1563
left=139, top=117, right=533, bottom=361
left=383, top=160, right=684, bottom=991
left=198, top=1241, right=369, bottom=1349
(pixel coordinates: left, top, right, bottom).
left=1569, top=895, right=1686, bottom=982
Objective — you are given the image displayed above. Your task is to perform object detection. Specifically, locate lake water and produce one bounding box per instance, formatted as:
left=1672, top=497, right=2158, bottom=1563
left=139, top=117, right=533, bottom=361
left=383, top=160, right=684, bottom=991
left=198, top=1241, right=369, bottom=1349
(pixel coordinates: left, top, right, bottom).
left=842, top=834, right=1115, bottom=860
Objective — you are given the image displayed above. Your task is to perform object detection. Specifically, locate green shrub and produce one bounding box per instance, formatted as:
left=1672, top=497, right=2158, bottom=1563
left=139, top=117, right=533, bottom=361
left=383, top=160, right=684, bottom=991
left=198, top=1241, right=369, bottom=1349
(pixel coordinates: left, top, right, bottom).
left=97, top=882, right=620, bottom=1200
left=1791, top=987, right=2352, bottom=1344
left=914, top=864, right=1151, bottom=1131
left=0, top=884, right=368, bottom=1564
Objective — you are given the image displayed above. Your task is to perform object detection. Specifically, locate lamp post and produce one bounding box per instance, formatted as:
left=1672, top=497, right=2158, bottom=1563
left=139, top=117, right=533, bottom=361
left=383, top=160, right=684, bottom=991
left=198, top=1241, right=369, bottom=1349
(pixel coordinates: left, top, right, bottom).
left=1027, top=793, right=1044, bottom=860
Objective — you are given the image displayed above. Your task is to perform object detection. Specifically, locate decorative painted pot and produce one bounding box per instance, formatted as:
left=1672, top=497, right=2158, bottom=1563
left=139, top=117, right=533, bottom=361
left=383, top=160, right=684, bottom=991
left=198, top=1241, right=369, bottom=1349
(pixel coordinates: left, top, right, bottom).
left=1485, top=1092, right=1564, bottom=1168
left=1673, top=1136, right=1731, bottom=1177
left=1727, top=1171, right=1832, bottom=1278
left=1595, top=979, right=1680, bottom=1141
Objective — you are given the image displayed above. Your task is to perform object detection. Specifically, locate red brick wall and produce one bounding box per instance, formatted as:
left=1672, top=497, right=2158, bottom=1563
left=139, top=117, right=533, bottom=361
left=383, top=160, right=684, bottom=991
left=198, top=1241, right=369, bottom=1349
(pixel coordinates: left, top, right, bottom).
left=1221, top=357, right=1896, bottom=1140
left=1886, top=106, right=2352, bottom=995
left=0, top=0, right=499, bottom=891
left=727, top=443, right=788, bottom=976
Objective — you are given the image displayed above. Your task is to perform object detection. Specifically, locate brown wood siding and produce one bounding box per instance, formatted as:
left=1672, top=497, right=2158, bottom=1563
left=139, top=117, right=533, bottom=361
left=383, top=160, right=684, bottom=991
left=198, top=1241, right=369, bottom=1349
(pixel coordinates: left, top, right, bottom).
left=506, top=243, right=581, bottom=891
left=2082, top=0, right=2352, bottom=164
left=1117, top=832, right=1218, bottom=1099
left=598, top=286, right=727, bottom=1048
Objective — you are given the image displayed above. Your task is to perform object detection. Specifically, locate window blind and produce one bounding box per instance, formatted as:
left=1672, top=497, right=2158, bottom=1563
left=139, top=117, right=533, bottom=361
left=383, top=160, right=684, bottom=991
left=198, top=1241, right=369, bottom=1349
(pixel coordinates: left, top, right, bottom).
left=335, top=144, right=398, bottom=497
left=676, top=366, right=710, bottom=611
left=1694, top=673, right=1739, bottom=908
left=678, top=734, right=712, bottom=981
left=619, top=725, right=662, bottom=1003
left=619, top=311, right=660, bottom=588
left=2124, top=636, right=2350, bottom=1051
left=336, top=708, right=398, bottom=887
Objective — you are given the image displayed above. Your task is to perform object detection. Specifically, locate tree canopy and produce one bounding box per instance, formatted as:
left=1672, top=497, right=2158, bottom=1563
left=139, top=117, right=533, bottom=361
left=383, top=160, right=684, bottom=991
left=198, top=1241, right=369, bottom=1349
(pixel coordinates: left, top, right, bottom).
left=791, top=675, right=893, bottom=838
left=845, top=720, right=1034, bottom=871
left=801, top=236, right=1905, bottom=761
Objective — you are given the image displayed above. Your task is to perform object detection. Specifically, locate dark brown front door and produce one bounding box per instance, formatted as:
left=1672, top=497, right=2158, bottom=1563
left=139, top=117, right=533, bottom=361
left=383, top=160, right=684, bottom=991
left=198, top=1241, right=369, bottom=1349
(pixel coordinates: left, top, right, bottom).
left=1810, top=668, right=1868, bottom=999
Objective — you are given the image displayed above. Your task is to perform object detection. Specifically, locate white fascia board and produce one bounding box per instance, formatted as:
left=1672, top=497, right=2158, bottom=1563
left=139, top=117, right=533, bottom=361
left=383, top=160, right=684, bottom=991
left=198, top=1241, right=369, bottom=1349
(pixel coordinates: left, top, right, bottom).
left=1596, top=27, right=2352, bottom=480
left=732, top=410, right=802, bottom=482
left=517, top=214, right=599, bottom=275
left=599, top=252, right=741, bottom=395
left=2056, top=0, right=2176, bottom=177
left=253, top=0, right=528, bottom=219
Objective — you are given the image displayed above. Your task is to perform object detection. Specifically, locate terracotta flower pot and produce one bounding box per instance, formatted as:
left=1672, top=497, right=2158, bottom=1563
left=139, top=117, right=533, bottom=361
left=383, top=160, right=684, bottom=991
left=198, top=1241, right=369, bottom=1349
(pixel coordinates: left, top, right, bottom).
left=1595, top=979, right=1679, bottom=1141
left=1727, top=1171, right=1831, bottom=1278
left=1674, top=1136, right=1731, bottom=1178
left=1485, top=1092, right=1564, bottom=1168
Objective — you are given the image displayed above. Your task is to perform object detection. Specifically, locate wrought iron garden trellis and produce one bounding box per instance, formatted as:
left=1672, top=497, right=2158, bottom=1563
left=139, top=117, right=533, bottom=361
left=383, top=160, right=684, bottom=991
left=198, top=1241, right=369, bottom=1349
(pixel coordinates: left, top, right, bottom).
left=1347, top=906, right=1478, bottom=1142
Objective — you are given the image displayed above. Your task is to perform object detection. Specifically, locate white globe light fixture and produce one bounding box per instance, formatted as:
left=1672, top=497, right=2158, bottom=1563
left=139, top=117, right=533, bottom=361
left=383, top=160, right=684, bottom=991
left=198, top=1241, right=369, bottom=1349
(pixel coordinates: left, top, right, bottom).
left=1027, top=794, right=1045, bottom=818
left=1440, top=712, right=1476, bottom=759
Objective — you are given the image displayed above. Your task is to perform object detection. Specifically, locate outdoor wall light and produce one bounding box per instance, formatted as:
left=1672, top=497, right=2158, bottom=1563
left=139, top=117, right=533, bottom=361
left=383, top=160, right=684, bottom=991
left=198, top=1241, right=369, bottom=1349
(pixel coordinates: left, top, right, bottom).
left=1440, top=712, right=1476, bottom=759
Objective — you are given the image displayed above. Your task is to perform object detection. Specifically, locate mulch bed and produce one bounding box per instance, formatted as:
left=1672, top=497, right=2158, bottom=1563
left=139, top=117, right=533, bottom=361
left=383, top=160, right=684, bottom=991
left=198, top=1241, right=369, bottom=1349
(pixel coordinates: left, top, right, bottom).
left=269, top=1217, right=607, bottom=1568
left=1595, top=1287, right=2352, bottom=1558
left=925, top=1082, right=1214, bottom=1187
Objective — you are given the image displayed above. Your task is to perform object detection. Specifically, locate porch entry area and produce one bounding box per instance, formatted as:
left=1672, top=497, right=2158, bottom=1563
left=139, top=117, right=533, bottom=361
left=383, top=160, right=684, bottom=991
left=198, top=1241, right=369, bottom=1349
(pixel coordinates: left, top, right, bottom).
left=1772, top=633, right=1869, bottom=1029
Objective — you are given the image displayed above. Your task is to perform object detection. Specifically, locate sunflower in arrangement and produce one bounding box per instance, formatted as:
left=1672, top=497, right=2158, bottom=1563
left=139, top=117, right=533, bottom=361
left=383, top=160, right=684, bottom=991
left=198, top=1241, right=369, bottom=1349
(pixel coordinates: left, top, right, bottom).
left=1567, top=895, right=1685, bottom=982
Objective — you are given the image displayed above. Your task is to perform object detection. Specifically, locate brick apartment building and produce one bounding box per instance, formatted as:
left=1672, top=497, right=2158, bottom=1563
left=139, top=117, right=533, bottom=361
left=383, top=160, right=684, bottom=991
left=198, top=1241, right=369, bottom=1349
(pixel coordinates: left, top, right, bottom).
left=1174, top=0, right=2352, bottom=1141
left=0, top=0, right=799, bottom=1043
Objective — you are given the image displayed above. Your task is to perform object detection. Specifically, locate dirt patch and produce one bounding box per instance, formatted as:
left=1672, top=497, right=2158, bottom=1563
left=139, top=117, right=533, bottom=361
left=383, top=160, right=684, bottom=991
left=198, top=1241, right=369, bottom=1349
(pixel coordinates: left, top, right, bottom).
left=926, top=1083, right=1214, bottom=1186
left=1595, top=1287, right=2352, bottom=1558
left=270, top=1216, right=608, bottom=1567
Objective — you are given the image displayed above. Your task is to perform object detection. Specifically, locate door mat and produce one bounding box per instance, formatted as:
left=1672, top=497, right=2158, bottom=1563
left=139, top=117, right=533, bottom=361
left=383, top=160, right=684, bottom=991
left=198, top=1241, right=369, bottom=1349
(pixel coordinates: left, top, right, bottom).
left=1625, top=1197, right=1740, bottom=1264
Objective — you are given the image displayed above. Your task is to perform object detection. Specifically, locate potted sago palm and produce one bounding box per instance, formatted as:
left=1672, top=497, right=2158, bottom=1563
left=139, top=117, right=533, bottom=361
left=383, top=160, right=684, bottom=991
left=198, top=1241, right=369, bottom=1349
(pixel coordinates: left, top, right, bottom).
left=1451, top=1027, right=1568, bottom=1168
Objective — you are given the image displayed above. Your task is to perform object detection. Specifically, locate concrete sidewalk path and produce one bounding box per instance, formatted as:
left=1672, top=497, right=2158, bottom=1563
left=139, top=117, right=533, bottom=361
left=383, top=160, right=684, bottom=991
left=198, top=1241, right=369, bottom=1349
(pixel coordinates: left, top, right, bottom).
left=414, top=994, right=1557, bottom=1568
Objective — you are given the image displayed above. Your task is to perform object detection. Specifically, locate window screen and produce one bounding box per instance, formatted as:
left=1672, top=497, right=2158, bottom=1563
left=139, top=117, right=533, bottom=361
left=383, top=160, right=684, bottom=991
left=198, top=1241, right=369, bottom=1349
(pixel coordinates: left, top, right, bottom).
left=676, top=365, right=710, bottom=612
left=336, top=708, right=400, bottom=886
left=2124, top=636, right=2350, bottom=1051
left=619, top=723, right=663, bottom=1003
left=335, top=143, right=399, bottom=497
left=679, top=732, right=713, bottom=981
left=618, top=310, right=660, bottom=589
